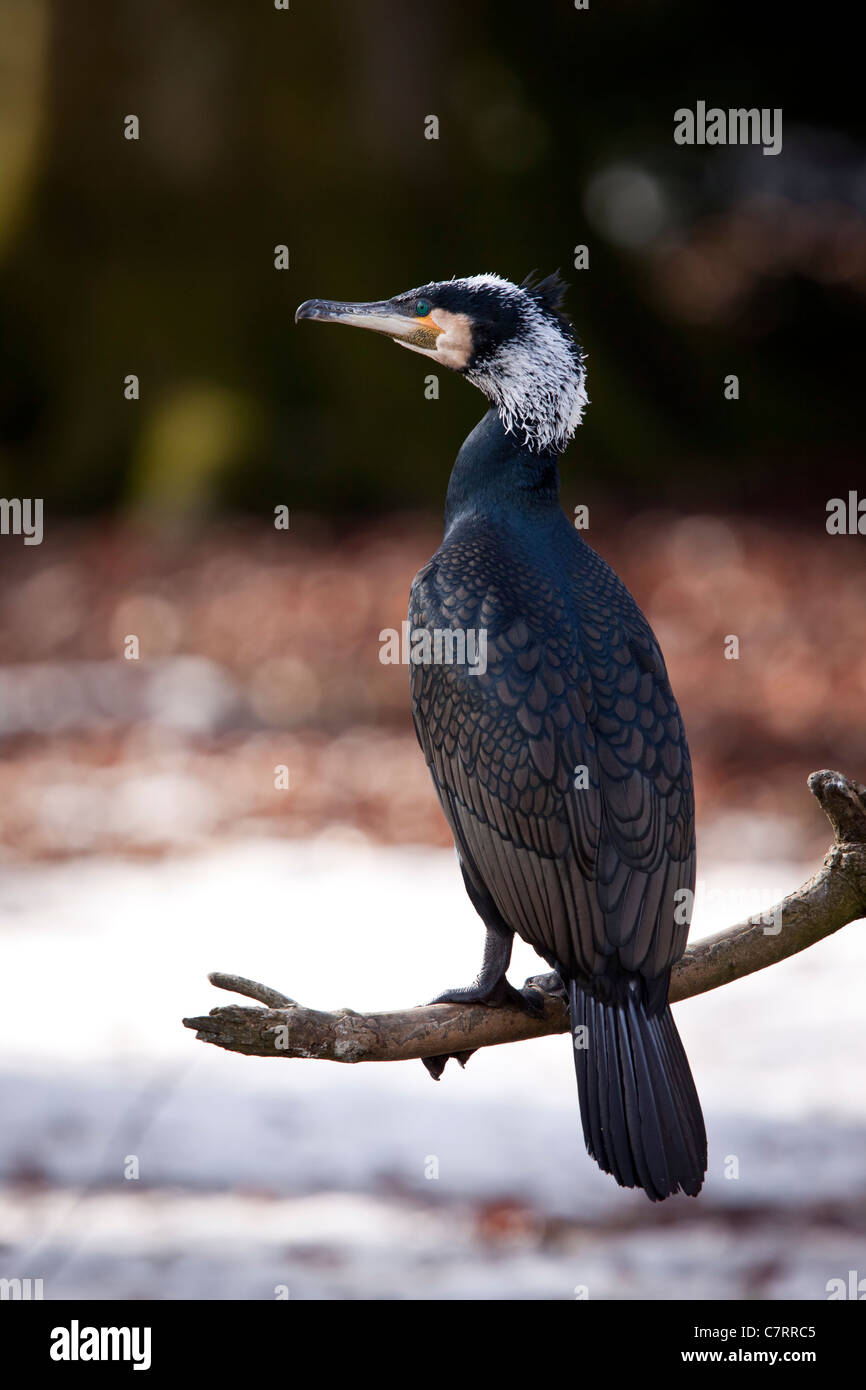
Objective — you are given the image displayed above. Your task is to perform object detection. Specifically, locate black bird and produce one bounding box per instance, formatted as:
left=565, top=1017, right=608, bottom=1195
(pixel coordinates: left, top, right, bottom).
left=296, top=273, right=707, bottom=1201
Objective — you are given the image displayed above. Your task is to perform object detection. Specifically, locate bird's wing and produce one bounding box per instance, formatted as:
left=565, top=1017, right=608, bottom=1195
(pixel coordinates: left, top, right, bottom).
left=409, top=534, right=695, bottom=986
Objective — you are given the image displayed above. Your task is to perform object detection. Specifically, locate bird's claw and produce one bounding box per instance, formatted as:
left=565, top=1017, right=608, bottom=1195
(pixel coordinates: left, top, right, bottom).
left=421, top=973, right=545, bottom=1079
left=421, top=1049, right=476, bottom=1081
left=427, top=974, right=536, bottom=1013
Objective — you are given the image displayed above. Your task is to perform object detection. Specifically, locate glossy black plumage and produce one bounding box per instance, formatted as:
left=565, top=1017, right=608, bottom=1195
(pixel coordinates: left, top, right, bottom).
left=295, top=270, right=706, bottom=1200
left=410, top=408, right=707, bottom=1200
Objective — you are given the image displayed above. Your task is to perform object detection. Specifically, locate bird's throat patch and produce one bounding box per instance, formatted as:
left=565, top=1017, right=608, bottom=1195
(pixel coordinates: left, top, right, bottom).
left=427, top=308, right=474, bottom=369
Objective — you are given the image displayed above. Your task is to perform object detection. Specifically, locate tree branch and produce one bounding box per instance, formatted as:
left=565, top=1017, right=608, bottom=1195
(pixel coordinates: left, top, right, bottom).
left=182, top=769, right=866, bottom=1070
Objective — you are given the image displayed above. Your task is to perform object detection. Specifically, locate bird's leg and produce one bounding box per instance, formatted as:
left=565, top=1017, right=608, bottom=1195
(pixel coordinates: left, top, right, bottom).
left=421, top=928, right=543, bottom=1080
left=428, top=923, right=512, bottom=1005
left=427, top=925, right=543, bottom=1015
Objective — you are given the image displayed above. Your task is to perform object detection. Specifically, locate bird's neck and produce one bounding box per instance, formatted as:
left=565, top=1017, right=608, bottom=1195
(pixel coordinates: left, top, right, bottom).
left=444, top=409, right=561, bottom=532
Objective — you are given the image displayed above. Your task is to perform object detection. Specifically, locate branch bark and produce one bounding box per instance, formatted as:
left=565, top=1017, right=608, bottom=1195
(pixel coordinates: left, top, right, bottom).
left=183, top=769, right=866, bottom=1069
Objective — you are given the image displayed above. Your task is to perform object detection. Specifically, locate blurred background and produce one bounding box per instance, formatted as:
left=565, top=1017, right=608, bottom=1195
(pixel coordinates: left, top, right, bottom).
left=0, top=0, right=864, bottom=1299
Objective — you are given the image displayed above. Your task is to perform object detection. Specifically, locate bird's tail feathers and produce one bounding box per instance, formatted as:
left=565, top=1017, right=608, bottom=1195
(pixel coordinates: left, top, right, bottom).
left=569, top=978, right=706, bottom=1201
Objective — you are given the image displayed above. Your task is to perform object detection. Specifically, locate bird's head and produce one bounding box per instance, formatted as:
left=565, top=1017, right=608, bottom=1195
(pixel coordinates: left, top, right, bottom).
left=295, top=272, right=588, bottom=455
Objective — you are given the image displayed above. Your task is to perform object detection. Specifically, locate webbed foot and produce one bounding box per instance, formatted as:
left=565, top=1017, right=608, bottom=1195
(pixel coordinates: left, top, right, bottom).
left=421, top=972, right=546, bottom=1080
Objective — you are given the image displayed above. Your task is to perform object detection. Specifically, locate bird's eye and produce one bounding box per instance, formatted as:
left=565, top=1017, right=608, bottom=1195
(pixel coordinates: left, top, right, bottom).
left=415, top=299, right=432, bottom=317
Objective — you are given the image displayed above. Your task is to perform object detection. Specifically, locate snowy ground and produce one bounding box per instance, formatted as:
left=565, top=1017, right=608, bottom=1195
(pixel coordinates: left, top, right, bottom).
left=1, top=838, right=864, bottom=1300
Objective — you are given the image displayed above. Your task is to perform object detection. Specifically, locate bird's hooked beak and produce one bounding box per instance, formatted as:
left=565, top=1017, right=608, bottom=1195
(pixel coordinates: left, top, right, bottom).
left=294, top=296, right=444, bottom=351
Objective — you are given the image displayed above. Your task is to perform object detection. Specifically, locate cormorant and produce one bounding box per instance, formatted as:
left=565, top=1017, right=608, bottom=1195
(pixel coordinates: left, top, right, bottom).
left=296, top=272, right=707, bottom=1201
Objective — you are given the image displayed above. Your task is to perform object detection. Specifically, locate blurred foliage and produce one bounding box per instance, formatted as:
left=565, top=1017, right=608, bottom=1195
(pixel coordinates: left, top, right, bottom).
left=0, top=0, right=864, bottom=517
left=0, top=516, right=863, bottom=858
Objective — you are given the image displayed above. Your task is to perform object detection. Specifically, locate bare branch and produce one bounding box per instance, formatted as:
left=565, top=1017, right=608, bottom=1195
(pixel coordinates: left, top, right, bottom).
left=183, top=770, right=866, bottom=1067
